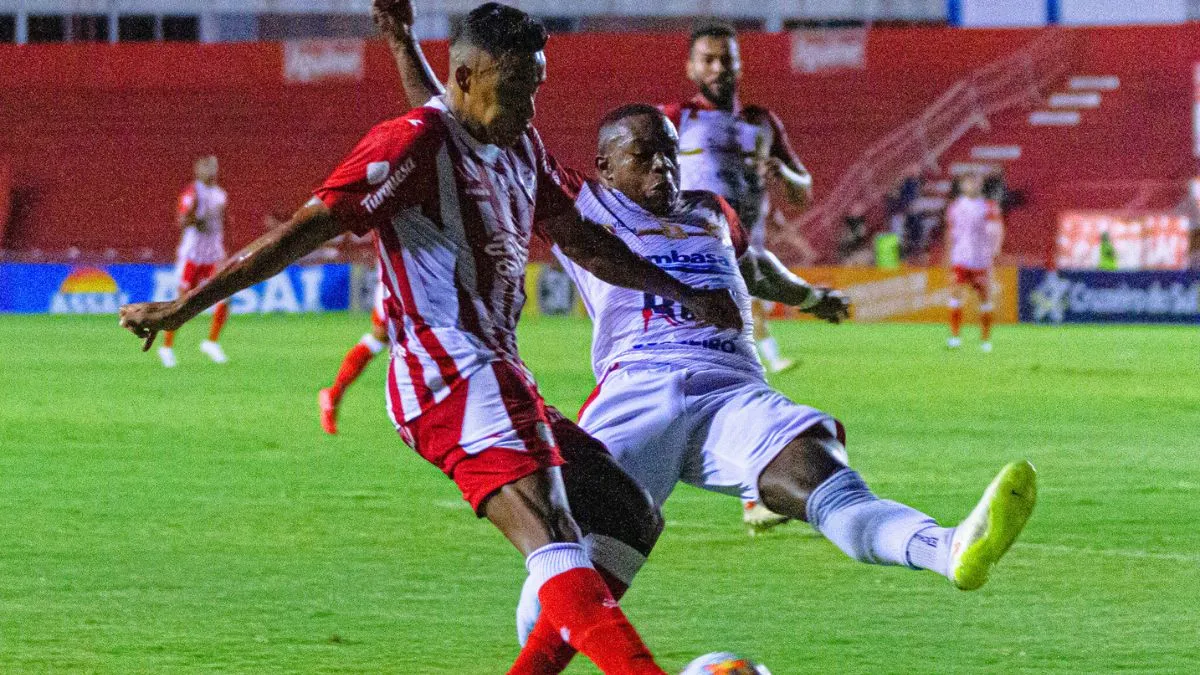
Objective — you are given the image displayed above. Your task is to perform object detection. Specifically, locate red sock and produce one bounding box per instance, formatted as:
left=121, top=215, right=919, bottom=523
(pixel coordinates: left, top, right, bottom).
left=515, top=566, right=630, bottom=674
left=163, top=330, right=176, bottom=348
left=510, top=568, right=662, bottom=675
left=949, top=307, right=963, bottom=337
left=330, top=343, right=375, bottom=402
left=208, top=303, right=228, bottom=342
left=981, top=311, right=993, bottom=341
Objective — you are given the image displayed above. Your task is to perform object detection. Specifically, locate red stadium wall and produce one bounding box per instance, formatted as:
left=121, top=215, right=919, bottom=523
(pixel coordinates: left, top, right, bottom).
left=0, top=25, right=1197, bottom=262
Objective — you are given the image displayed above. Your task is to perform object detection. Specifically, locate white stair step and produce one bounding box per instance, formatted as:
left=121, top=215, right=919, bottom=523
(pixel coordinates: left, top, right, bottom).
left=949, top=162, right=1000, bottom=176
left=1029, top=110, right=1081, bottom=126
left=1049, top=92, right=1101, bottom=108
left=1069, top=75, right=1119, bottom=91
left=970, top=145, right=1022, bottom=160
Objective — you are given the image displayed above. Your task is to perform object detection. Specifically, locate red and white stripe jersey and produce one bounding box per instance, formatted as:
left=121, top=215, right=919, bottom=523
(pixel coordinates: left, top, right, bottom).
left=946, top=195, right=1002, bottom=270
left=176, top=181, right=227, bottom=265
left=314, top=97, right=576, bottom=424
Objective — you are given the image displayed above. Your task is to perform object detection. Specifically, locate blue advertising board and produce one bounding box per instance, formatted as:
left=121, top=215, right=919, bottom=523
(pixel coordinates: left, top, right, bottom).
left=0, top=263, right=350, bottom=315
left=1019, top=268, right=1200, bottom=324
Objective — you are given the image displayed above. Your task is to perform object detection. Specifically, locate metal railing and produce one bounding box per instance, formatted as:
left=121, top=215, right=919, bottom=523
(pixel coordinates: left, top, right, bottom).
left=780, top=27, right=1076, bottom=262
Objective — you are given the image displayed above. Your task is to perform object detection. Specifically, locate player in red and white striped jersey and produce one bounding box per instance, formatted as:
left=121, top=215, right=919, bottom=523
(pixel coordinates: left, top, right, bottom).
left=944, top=172, right=1004, bottom=352
left=121, top=5, right=741, bottom=672
left=159, top=155, right=230, bottom=368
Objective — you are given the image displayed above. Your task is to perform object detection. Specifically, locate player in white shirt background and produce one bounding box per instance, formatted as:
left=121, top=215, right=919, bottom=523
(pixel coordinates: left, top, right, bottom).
left=159, top=155, right=231, bottom=368
left=944, top=172, right=1004, bottom=352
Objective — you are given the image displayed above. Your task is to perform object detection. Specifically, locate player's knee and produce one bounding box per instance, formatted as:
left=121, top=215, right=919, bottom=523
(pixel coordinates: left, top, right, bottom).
left=758, top=430, right=849, bottom=521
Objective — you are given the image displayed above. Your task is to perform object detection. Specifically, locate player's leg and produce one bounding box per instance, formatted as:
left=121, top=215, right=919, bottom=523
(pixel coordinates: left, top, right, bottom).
left=319, top=318, right=388, bottom=434
left=196, top=265, right=228, bottom=363
left=756, top=428, right=1036, bottom=590
left=514, top=366, right=683, bottom=671
left=160, top=260, right=197, bottom=367
left=976, top=270, right=994, bottom=352
left=947, top=270, right=966, bottom=349
left=695, top=371, right=1035, bottom=590
left=753, top=298, right=794, bottom=374
left=403, top=361, right=665, bottom=674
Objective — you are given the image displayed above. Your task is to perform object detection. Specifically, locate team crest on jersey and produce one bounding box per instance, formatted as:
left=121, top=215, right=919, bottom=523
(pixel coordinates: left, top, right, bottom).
left=366, top=161, right=390, bottom=185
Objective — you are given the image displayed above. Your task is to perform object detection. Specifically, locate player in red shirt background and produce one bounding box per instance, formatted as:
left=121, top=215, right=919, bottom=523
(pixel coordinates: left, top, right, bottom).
left=121, top=4, right=741, bottom=671
left=944, top=172, right=1004, bottom=352
left=159, top=155, right=231, bottom=368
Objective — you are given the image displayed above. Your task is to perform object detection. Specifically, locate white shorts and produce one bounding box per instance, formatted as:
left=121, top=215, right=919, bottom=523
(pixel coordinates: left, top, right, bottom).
left=578, top=361, right=841, bottom=507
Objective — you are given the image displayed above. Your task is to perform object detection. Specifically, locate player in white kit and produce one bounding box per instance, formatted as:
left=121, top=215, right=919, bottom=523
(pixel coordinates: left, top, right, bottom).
left=159, top=155, right=230, bottom=368
left=945, top=172, right=1004, bottom=352
left=510, top=106, right=1038, bottom=669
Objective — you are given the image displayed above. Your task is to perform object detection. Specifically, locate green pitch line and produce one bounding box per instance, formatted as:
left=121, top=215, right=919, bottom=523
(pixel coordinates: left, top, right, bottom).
left=1, top=315, right=1198, bottom=673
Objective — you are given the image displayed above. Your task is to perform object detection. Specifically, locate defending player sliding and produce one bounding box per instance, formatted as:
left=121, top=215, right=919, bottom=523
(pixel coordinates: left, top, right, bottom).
left=375, top=5, right=1038, bottom=672
left=120, top=4, right=750, bottom=672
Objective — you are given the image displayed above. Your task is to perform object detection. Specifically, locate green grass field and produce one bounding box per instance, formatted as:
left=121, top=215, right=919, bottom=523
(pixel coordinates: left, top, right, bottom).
left=2, top=314, right=1198, bottom=673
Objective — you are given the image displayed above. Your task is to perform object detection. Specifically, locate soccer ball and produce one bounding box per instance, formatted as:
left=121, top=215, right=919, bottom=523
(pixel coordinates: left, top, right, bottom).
left=680, top=651, right=771, bottom=675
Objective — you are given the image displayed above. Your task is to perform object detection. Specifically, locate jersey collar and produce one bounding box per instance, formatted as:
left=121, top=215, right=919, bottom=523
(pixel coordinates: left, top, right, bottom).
left=426, top=95, right=504, bottom=164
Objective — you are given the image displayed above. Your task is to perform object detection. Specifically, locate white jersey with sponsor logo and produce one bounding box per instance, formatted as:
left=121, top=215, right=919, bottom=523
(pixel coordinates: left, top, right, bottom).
left=314, top=97, right=577, bottom=424
left=553, top=177, right=759, bottom=381
left=176, top=181, right=227, bottom=264
left=947, top=195, right=1002, bottom=270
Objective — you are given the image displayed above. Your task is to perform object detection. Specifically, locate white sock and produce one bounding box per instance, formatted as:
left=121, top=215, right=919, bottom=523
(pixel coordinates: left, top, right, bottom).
left=905, top=525, right=954, bottom=577
left=517, top=543, right=592, bottom=645
left=807, top=468, right=942, bottom=571
left=360, top=333, right=385, bottom=354
left=758, top=336, right=783, bottom=364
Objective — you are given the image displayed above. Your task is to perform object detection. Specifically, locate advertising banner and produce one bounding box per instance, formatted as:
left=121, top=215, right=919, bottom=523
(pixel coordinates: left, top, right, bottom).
left=283, top=39, right=364, bottom=84
left=1019, top=268, right=1200, bottom=324
left=0, top=263, right=350, bottom=315
left=770, top=266, right=1019, bottom=324
left=789, top=27, right=868, bottom=75
left=1055, top=211, right=1190, bottom=270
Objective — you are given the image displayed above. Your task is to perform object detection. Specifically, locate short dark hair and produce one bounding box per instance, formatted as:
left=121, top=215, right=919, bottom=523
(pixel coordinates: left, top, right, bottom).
left=690, top=21, right=737, bottom=49
left=451, top=3, right=548, bottom=57
left=597, top=103, right=668, bottom=153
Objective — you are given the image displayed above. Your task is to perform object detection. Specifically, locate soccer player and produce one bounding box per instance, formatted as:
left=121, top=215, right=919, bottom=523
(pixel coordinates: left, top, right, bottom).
left=121, top=5, right=744, bottom=673
left=159, top=155, right=230, bottom=368
left=377, top=14, right=1036, bottom=671
left=945, top=172, right=1004, bottom=352
left=318, top=275, right=389, bottom=434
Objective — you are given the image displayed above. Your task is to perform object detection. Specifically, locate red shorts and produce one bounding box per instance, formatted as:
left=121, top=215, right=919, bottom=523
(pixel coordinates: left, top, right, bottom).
left=179, top=260, right=217, bottom=292
left=952, top=266, right=991, bottom=300
left=398, top=361, right=577, bottom=515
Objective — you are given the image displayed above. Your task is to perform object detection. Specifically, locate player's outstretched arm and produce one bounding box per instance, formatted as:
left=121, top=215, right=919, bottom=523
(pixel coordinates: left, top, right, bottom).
left=373, top=0, right=445, bottom=107
left=543, top=213, right=743, bottom=331
left=739, top=247, right=849, bottom=324
left=119, top=203, right=346, bottom=350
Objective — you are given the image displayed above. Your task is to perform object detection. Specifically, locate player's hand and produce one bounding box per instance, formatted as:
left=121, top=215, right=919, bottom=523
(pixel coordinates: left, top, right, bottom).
left=118, top=301, right=187, bottom=352
left=684, top=287, right=744, bottom=332
left=372, top=0, right=415, bottom=39
left=805, top=287, right=851, bottom=324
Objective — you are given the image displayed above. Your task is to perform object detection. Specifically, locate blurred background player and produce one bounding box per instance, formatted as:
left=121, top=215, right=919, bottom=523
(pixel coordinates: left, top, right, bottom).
left=318, top=273, right=388, bottom=434
left=945, top=172, right=1004, bottom=352
left=662, top=22, right=814, bottom=377
left=660, top=22, right=816, bottom=530
left=159, top=155, right=230, bottom=368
